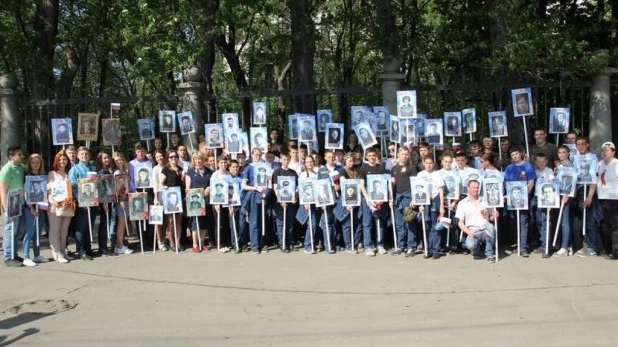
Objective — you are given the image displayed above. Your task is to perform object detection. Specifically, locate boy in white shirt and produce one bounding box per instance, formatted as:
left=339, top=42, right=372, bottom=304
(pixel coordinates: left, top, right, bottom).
left=416, top=157, right=445, bottom=259
left=534, top=153, right=555, bottom=257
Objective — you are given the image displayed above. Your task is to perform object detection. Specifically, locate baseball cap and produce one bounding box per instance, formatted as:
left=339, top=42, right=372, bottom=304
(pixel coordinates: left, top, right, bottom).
left=602, top=142, right=615, bottom=150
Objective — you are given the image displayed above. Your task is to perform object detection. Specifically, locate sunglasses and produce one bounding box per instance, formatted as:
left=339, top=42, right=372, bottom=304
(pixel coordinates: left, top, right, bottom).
left=169, top=155, right=178, bottom=159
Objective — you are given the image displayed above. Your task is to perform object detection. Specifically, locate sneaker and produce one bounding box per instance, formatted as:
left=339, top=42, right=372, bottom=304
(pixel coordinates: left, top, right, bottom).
left=33, top=256, right=48, bottom=263
left=304, top=249, right=316, bottom=254
left=218, top=247, right=230, bottom=253
left=553, top=248, right=568, bottom=257
left=160, top=244, right=169, bottom=252
left=391, top=249, right=403, bottom=256
left=328, top=249, right=336, bottom=254
left=80, top=253, right=93, bottom=261
left=356, top=244, right=365, bottom=252
left=377, top=247, right=387, bottom=255
left=533, top=248, right=543, bottom=254
left=432, top=253, right=441, bottom=260
left=605, top=253, right=618, bottom=260
left=22, top=258, right=37, bottom=267
left=405, top=249, right=415, bottom=258
left=486, top=256, right=496, bottom=262
left=568, top=247, right=573, bottom=256
left=251, top=250, right=261, bottom=255
left=542, top=253, right=550, bottom=259
left=4, top=259, right=22, bottom=267
left=472, top=253, right=482, bottom=260
left=576, top=248, right=586, bottom=258
left=365, top=250, right=376, bottom=257
left=114, top=246, right=133, bottom=255
left=64, top=250, right=74, bottom=260
left=56, top=256, right=69, bottom=264
left=588, top=250, right=597, bottom=257
left=521, top=251, right=529, bottom=258
left=280, top=248, right=290, bottom=254
left=345, top=248, right=357, bottom=254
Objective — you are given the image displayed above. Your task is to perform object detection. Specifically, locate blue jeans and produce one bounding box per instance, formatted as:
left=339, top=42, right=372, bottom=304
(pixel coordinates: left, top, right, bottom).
left=276, top=204, right=297, bottom=249
left=75, top=207, right=96, bottom=255
left=319, top=206, right=336, bottom=251
left=342, top=207, right=362, bottom=249
left=303, top=207, right=318, bottom=251
left=3, top=214, right=21, bottom=260
left=464, top=222, right=496, bottom=256
left=574, top=190, right=600, bottom=252
left=509, top=209, right=529, bottom=252
left=22, top=207, right=43, bottom=259
left=559, top=199, right=573, bottom=249
left=394, top=204, right=417, bottom=250
left=361, top=201, right=384, bottom=249
left=421, top=196, right=441, bottom=253
left=229, top=207, right=243, bottom=249
left=98, top=204, right=117, bottom=252
left=534, top=202, right=550, bottom=250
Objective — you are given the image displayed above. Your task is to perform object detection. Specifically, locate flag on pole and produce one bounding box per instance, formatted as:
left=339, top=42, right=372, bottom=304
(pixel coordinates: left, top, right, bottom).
left=111, top=103, right=121, bottom=113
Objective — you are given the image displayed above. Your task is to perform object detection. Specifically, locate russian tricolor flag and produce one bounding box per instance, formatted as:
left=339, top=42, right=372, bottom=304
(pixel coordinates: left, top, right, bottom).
left=111, top=103, right=121, bottom=113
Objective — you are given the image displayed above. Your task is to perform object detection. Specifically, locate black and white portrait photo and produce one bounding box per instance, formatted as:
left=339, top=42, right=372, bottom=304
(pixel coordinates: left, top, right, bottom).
left=78, top=179, right=98, bottom=207
left=462, top=108, right=476, bottom=134
left=536, top=179, right=560, bottom=209
left=277, top=177, right=296, bottom=203
left=373, top=106, right=390, bottom=136
left=226, top=181, right=241, bottom=207
left=483, top=177, right=503, bottom=208
left=226, top=132, right=242, bottom=154
left=177, top=111, right=195, bottom=135
left=129, top=193, right=147, bottom=221
left=396, top=90, right=417, bottom=118
left=205, top=123, right=224, bottom=149
left=250, top=127, right=268, bottom=152
left=149, top=205, right=164, bottom=225
left=253, top=163, right=271, bottom=188
left=506, top=181, right=528, bottom=210
left=325, top=123, right=344, bottom=150
left=444, top=112, right=461, bottom=137
left=288, top=114, right=298, bottom=140
left=253, top=102, right=267, bottom=125
left=76, top=113, right=99, bottom=142
left=488, top=111, right=507, bottom=138
left=51, top=118, right=74, bottom=146
left=557, top=167, right=577, bottom=197
left=299, top=178, right=317, bottom=205
left=367, top=174, right=388, bottom=203
left=162, top=187, right=183, bottom=214
left=159, top=110, right=177, bottom=133
left=222, top=113, right=240, bottom=134
left=440, top=173, right=460, bottom=200
left=317, top=109, right=332, bottom=133
left=512, top=88, right=534, bottom=117
left=353, top=123, right=377, bottom=149
left=573, top=154, right=598, bottom=185
left=137, top=118, right=155, bottom=141
left=389, top=115, right=401, bottom=143
left=341, top=179, right=361, bottom=207
left=549, top=108, right=570, bottom=134
left=134, top=162, right=153, bottom=189
left=425, top=119, right=443, bottom=145
left=410, top=177, right=430, bottom=206
left=209, top=179, right=229, bottom=205
left=25, top=176, right=47, bottom=204
left=7, top=189, right=23, bottom=220
left=101, top=118, right=121, bottom=146
left=297, top=114, right=316, bottom=142
left=98, top=174, right=115, bottom=204
left=315, top=178, right=335, bottom=207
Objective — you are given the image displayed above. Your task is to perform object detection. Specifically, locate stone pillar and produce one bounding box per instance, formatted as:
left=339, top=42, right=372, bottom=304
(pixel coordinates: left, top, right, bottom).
left=177, top=66, right=203, bottom=154
left=0, top=73, right=20, bottom=165
left=379, top=58, right=406, bottom=115
left=589, top=67, right=617, bottom=157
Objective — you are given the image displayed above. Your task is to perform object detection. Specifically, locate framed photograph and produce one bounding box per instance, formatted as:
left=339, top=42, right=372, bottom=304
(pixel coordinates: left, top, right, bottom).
left=365, top=112, right=377, bottom=135
left=366, top=174, right=389, bottom=203
left=389, top=115, right=401, bottom=143
left=400, top=118, right=417, bottom=145
left=462, top=168, right=483, bottom=196
left=512, top=87, right=534, bottom=117
left=209, top=179, right=229, bottom=205
left=128, top=192, right=148, bottom=221
left=50, top=179, right=71, bottom=202
left=506, top=181, right=529, bottom=211
left=252, top=162, right=272, bottom=188
left=186, top=188, right=206, bottom=217
left=7, top=189, right=23, bottom=219
left=225, top=180, right=242, bottom=207
left=177, top=111, right=195, bottom=135
left=373, top=106, right=390, bottom=137
left=114, top=174, right=129, bottom=202
left=413, top=114, right=427, bottom=137
left=277, top=176, right=296, bottom=203
left=288, top=114, right=299, bottom=140
left=162, top=186, right=183, bottom=214
left=137, top=118, right=155, bottom=141
left=483, top=176, right=504, bottom=208
left=425, top=119, right=443, bottom=145
left=573, top=153, right=598, bottom=185
left=462, top=108, right=476, bottom=134
left=159, top=110, right=177, bottom=133
left=488, top=111, right=508, bottom=138
left=325, top=123, right=344, bottom=150
left=133, top=161, right=153, bottom=189
left=222, top=113, right=239, bottom=134
left=396, top=90, right=417, bottom=119
left=226, top=131, right=242, bottom=154
left=410, top=177, right=430, bottom=206
left=101, top=119, right=121, bottom=146
left=350, top=106, right=369, bottom=126
left=315, top=178, right=335, bottom=207
left=25, top=175, right=47, bottom=205
left=536, top=179, right=560, bottom=209
left=444, top=112, right=462, bottom=137
left=205, top=123, right=224, bottom=149
left=78, top=178, right=99, bottom=208
left=148, top=205, right=164, bottom=225
left=299, top=177, right=317, bottom=205
left=557, top=167, right=577, bottom=197
left=317, top=109, right=332, bottom=133
left=440, top=172, right=460, bottom=201
left=51, top=118, right=74, bottom=146
left=76, top=113, right=99, bottom=141
left=97, top=174, right=116, bottom=204
left=297, top=114, right=316, bottom=143
left=253, top=102, right=267, bottom=125
left=353, top=122, right=377, bottom=150
left=250, top=127, right=268, bottom=153
left=341, top=179, right=361, bottom=207
left=549, top=108, right=570, bottom=134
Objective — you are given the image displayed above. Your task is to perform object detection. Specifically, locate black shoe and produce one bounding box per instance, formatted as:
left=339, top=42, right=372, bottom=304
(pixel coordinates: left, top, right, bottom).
left=328, top=249, right=336, bottom=254
left=4, top=259, right=23, bottom=267
left=423, top=253, right=432, bottom=259
left=81, top=254, right=93, bottom=261
left=15, top=255, right=24, bottom=262
left=533, top=248, right=543, bottom=254
left=405, top=250, right=415, bottom=258
left=391, top=249, right=403, bottom=256
left=472, top=254, right=482, bottom=260
left=233, top=247, right=242, bottom=254
left=542, top=253, right=550, bottom=259
left=462, top=249, right=471, bottom=255
left=432, top=253, right=441, bottom=260
left=280, top=248, right=290, bottom=254
left=605, top=253, right=618, bottom=260
left=521, top=251, right=530, bottom=258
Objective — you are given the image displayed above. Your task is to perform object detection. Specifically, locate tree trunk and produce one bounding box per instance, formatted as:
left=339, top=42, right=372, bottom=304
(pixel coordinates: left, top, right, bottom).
left=289, top=0, right=316, bottom=114
left=198, top=0, right=219, bottom=124
left=31, top=0, right=59, bottom=100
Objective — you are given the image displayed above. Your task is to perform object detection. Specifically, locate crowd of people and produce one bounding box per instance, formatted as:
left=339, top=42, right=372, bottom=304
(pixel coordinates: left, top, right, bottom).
left=2, top=123, right=618, bottom=268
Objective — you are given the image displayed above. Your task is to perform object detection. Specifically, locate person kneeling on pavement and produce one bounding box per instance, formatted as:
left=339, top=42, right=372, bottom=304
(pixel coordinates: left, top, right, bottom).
left=456, top=179, right=499, bottom=262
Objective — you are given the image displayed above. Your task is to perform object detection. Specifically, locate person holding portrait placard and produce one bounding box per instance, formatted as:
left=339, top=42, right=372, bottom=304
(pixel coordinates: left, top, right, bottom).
left=0, top=147, right=25, bottom=266
left=157, top=149, right=186, bottom=253
left=598, top=142, right=618, bottom=260
left=185, top=151, right=214, bottom=253
left=22, top=154, right=49, bottom=266
left=359, top=148, right=388, bottom=256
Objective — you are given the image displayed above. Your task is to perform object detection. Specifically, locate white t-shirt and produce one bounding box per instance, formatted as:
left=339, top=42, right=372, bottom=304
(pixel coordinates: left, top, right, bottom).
left=417, top=170, right=445, bottom=198
left=455, top=196, right=489, bottom=231
left=598, top=158, right=618, bottom=200
left=152, top=165, right=164, bottom=192
left=535, top=167, right=555, bottom=179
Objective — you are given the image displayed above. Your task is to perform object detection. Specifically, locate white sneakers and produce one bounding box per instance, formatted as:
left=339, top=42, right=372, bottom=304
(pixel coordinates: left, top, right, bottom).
left=22, top=259, right=37, bottom=267
left=114, top=246, right=134, bottom=255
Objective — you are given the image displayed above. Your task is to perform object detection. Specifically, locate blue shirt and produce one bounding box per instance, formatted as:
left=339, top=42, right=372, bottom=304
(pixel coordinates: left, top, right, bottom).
left=68, top=162, right=94, bottom=200
left=504, top=161, right=537, bottom=188
left=241, top=164, right=256, bottom=188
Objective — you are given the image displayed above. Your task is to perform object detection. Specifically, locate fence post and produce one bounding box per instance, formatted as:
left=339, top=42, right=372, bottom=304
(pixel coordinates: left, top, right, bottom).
left=0, top=73, right=20, bottom=165
left=379, top=58, right=406, bottom=117
left=589, top=67, right=616, bottom=156
left=178, top=66, right=203, bottom=153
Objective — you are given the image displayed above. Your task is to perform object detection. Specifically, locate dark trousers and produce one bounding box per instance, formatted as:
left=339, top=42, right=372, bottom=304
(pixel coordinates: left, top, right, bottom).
left=601, top=200, right=618, bottom=255
left=75, top=207, right=96, bottom=255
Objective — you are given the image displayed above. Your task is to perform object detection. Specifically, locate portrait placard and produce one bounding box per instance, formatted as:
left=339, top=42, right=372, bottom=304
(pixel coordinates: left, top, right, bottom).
left=425, top=119, right=443, bottom=145
left=114, top=174, right=129, bottom=202
left=297, top=114, right=316, bottom=143
left=205, top=123, right=224, bottom=149
left=101, top=119, right=121, bottom=146
left=250, top=127, right=268, bottom=153
left=253, top=102, right=267, bottom=125
left=536, top=178, right=560, bottom=209
left=366, top=174, right=389, bottom=203
left=159, top=110, right=177, bottom=133
left=148, top=205, right=164, bottom=225
left=389, top=115, right=401, bottom=143
left=50, top=179, right=71, bottom=202
left=350, top=106, right=370, bottom=126
left=51, top=118, right=74, bottom=145
left=462, top=108, right=476, bottom=134
left=444, top=112, right=462, bottom=137
left=325, top=123, right=344, bottom=150
left=226, top=131, right=242, bottom=154
left=341, top=179, right=361, bottom=207
left=252, top=162, right=272, bottom=188
left=488, top=111, right=508, bottom=138
left=277, top=176, right=296, bottom=203
left=353, top=122, right=377, bottom=150
left=317, top=109, right=332, bottom=133
left=315, top=178, right=335, bottom=207
left=413, top=113, right=427, bottom=137
left=400, top=118, right=417, bottom=145
left=288, top=114, right=299, bottom=140
left=133, top=161, right=153, bottom=189
left=373, top=106, right=390, bottom=137
left=97, top=174, right=116, bottom=204
left=573, top=153, right=598, bottom=185
left=177, top=111, right=196, bottom=135
left=556, top=167, right=577, bottom=197
left=25, top=175, right=47, bottom=205
left=512, top=88, right=534, bottom=117
left=76, top=113, right=99, bottom=141
left=396, top=90, right=417, bottom=119
left=410, top=177, right=430, bottom=206
left=506, top=181, right=529, bottom=211
left=7, top=189, right=23, bottom=219
left=548, top=107, right=570, bottom=134
left=222, top=113, right=240, bottom=135
left=209, top=179, right=229, bottom=205
left=482, top=176, right=504, bottom=208
left=440, top=171, right=460, bottom=201
left=186, top=188, right=206, bottom=216
left=225, top=180, right=242, bottom=207
left=162, top=186, right=183, bottom=214
left=128, top=192, right=148, bottom=221
left=78, top=178, right=99, bottom=207
left=299, top=177, right=317, bottom=205
left=138, top=118, right=155, bottom=141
